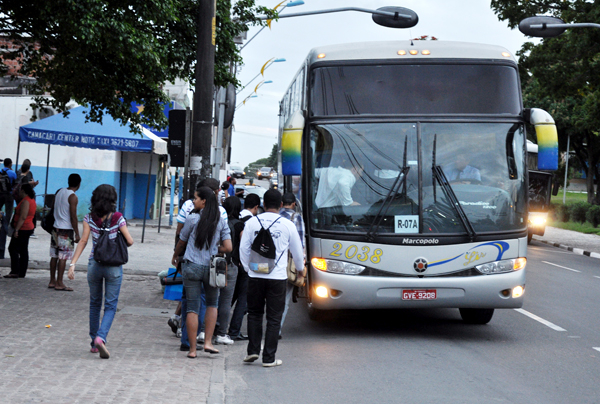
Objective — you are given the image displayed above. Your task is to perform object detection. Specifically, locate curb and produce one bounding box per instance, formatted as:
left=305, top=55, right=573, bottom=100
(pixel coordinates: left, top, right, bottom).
left=0, top=259, right=160, bottom=277
left=536, top=239, right=600, bottom=259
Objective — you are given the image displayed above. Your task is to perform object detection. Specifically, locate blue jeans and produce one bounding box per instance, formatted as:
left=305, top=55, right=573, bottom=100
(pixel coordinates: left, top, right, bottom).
left=182, top=261, right=218, bottom=310
left=216, top=263, right=238, bottom=336
left=87, top=259, right=123, bottom=346
left=228, top=266, right=248, bottom=337
left=180, top=285, right=206, bottom=347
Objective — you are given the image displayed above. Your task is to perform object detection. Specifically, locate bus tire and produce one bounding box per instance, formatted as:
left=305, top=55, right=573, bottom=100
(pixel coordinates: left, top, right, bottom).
left=527, top=231, right=533, bottom=244
left=307, top=302, right=325, bottom=321
left=459, top=308, right=494, bottom=324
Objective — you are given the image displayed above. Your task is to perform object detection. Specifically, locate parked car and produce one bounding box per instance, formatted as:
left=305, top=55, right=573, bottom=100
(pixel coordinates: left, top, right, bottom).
left=269, top=173, right=279, bottom=190
left=257, top=166, right=274, bottom=180
left=229, top=165, right=245, bottom=179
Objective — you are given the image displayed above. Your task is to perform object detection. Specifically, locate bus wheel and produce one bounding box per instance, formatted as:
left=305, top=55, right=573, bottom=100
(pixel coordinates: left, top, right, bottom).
left=459, top=308, right=494, bottom=324
left=527, top=232, right=533, bottom=244
left=307, top=302, right=325, bottom=321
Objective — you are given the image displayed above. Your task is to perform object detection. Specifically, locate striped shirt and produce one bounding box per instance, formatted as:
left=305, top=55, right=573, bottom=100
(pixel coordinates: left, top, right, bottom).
left=84, top=212, right=127, bottom=259
left=177, top=199, right=228, bottom=224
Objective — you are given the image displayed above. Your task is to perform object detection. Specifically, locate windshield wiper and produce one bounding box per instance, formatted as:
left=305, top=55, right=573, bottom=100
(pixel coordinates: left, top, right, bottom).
left=431, top=134, right=477, bottom=242
left=366, top=136, right=410, bottom=242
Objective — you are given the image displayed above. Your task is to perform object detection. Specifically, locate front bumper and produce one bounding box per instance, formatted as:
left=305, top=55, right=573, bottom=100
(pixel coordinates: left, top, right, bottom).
left=309, top=268, right=525, bottom=310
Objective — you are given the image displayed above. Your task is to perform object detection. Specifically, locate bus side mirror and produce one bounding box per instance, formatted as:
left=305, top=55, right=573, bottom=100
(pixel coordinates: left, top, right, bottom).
left=281, top=110, right=305, bottom=176
left=528, top=108, right=558, bottom=171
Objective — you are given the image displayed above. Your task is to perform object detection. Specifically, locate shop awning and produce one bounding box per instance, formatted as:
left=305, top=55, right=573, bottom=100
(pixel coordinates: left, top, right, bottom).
left=18, top=106, right=167, bottom=154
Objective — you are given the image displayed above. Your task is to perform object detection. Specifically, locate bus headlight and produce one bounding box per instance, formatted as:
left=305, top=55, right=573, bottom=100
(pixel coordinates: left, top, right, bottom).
left=475, top=258, right=526, bottom=275
left=311, top=258, right=365, bottom=275
left=529, top=217, right=546, bottom=226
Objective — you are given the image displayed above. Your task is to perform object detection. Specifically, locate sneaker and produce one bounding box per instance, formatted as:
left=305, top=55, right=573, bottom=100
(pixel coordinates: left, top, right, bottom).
left=30, top=234, right=38, bottom=239
left=168, top=316, right=180, bottom=334
left=232, top=333, right=248, bottom=341
left=90, top=347, right=99, bottom=353
left=215, top=335, right=234, bottom=345
left=197, top=332, right=205, bottom=343
left=94, top=336, right=110, bottom=359
left=243, top=354, right=259, bottom=363
left=263, top=359, right=283, bottom=367
left=176, top=328, right=182, bottom=338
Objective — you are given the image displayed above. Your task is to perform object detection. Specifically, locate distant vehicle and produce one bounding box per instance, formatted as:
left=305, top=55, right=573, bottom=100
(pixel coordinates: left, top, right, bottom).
left=229, top=165, right=245, bottom=179
left=257, top=166, right=274, bottom=180
left=269, top=173, right=279, bottom=190
left=243, top=185, right=267, bottom=206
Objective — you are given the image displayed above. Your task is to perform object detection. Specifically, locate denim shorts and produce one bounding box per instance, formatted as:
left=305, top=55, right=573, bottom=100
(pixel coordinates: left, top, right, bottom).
left=182, top=261, right=218, bottom=313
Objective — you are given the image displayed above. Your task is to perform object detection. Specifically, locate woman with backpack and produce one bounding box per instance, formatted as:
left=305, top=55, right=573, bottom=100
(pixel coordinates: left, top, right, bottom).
left=67, top=184, right=134, bottom=359
left=172, top=185, right=232, bottom=359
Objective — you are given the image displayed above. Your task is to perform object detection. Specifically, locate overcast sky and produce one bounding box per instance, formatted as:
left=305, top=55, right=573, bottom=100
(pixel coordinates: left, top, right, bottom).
left=230, top=0, right=537, bottom=169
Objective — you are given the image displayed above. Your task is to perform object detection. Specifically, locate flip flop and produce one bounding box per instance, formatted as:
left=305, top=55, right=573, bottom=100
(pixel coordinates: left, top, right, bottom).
left=187, top=353, right=197, bottom=359
left=48, top=284, right=56, bottom=288
left=54, top=287, right=74, bottom=291
left=204, top=347, right=219, bottom=354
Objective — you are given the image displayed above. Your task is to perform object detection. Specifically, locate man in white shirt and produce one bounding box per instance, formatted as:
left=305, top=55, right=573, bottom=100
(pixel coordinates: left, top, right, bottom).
left=314, top=163, right=362, bottom=209
left=239, top=189, right=304, bottom=367
left=49, top=174, right=81, bottom=291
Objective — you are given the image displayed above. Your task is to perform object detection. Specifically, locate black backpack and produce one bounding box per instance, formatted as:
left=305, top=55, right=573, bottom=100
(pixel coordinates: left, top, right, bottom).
left=251, top=216, right=281, bottom=259
left=228, top=215, right=251, bottom=267
left=0, top=169, right=11, bottom=194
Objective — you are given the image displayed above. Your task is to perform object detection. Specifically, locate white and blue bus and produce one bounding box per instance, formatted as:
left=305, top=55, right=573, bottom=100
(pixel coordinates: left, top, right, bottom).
left=278, top=41, right=558, bottom=323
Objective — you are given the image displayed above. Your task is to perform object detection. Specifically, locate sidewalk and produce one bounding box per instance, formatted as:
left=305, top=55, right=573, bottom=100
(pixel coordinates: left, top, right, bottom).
left=0, top=269, right=227, bottom=404
left=0, top=219, right=177, bottom=276
left=533, top=226, right=600, bottom=258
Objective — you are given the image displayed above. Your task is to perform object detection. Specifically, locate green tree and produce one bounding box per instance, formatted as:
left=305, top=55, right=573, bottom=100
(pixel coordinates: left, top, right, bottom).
left=490, top=0, right=600, bottom=203
left=0, top=0, right=276, bottom=132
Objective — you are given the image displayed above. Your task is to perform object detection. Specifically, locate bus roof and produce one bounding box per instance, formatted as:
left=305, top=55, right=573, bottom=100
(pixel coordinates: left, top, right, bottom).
left=307, top=40, right=517, bottom=64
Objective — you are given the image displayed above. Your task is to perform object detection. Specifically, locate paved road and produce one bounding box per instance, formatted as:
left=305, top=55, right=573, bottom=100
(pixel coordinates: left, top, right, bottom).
left=223, top=239, right=600, bottom=404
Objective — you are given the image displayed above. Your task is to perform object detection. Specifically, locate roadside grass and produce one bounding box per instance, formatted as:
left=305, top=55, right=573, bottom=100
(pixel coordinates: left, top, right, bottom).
left=546, top=191, right=600, bottom=234
left=550, top=191, right=589, bottom=205
left=548, top=219, right=600, bottom=235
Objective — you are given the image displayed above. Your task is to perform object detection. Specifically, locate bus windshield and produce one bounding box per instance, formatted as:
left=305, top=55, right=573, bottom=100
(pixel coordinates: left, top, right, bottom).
left=310, top=64, right=521, bottom=116
left=309, top=122, right=527, bottom=235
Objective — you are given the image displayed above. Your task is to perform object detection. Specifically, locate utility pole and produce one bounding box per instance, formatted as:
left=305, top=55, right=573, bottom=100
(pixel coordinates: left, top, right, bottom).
left=190, top=0, right=216, bottom=189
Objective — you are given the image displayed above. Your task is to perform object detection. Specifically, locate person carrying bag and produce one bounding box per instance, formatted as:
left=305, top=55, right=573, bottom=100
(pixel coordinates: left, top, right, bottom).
left=67, top=184, right=134, bottom=359
left=171, top=185, right=232, bottom=359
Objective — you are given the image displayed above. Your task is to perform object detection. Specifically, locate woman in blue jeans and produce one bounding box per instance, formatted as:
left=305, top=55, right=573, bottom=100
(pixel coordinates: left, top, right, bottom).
left=68, top=184, right=134, bottom=359
left=172, top=186, right=231, bottom=359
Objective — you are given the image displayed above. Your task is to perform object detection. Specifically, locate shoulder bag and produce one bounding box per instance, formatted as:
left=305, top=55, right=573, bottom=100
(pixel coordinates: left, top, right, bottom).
left=93, top=214, right=129, bottom=266
left=209, top=256, right=227, bottom=288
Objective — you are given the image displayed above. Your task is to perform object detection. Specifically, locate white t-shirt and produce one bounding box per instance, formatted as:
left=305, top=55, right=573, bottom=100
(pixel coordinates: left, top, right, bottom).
left=239, top=209, right=253, bottom=220
left=314, top=167, right=356, bottom=208
left=239, top=212, right=304, bottom=281
left=177, top=199, right=228, bottom=224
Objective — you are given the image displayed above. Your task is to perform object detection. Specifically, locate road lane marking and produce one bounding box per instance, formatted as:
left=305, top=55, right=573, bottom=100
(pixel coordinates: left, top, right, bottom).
left=542, top=261, right=581, bottom=273
left=594, top=348, right=600, bottom=353
left=594, top=276, right=600, bottom=280
left=514, top=309, right=567, bottom=332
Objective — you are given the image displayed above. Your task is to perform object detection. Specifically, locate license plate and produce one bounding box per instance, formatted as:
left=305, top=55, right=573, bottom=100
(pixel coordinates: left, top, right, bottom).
left=402, top=289, right=436, bottom=300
